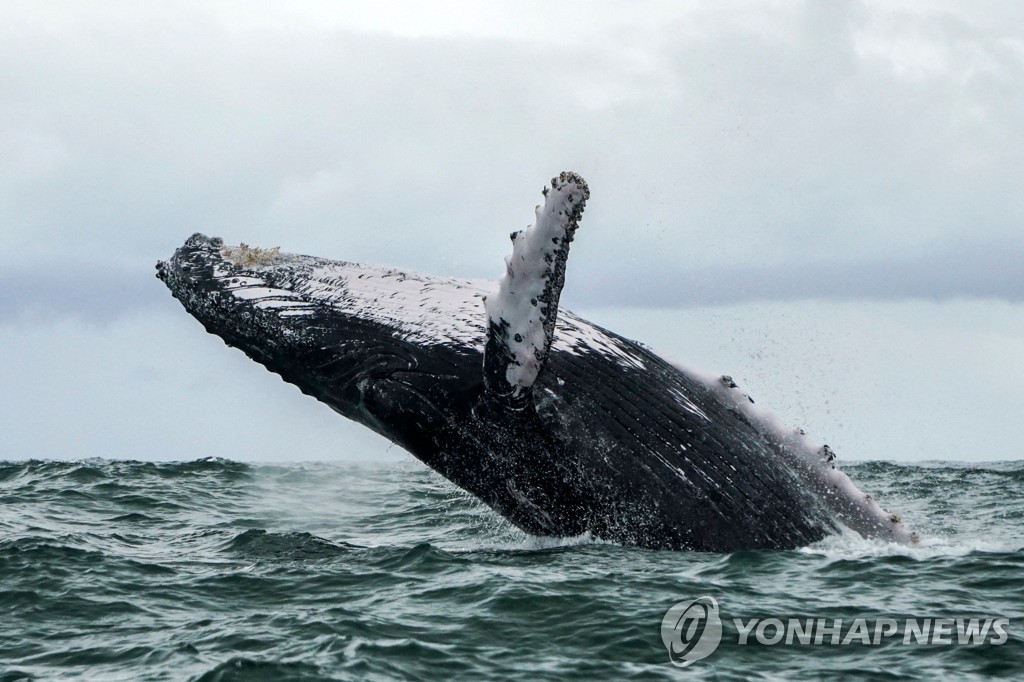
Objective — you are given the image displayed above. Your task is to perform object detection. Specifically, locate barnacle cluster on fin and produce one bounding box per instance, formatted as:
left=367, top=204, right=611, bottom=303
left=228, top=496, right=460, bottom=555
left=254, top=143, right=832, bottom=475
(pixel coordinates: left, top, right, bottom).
left=222, top=243, right=282, bottom=268
left=482, top=171, right=589, bottom=406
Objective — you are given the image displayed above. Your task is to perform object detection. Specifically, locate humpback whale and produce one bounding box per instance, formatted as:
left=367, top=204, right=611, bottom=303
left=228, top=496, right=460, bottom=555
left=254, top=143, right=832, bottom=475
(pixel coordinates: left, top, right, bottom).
left=156, top=172, right=915, bottom=552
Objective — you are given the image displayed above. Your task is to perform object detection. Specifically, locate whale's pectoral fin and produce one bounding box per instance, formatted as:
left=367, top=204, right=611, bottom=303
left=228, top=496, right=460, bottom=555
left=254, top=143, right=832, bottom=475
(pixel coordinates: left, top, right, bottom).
left=481, top=172, right=589, bottom=410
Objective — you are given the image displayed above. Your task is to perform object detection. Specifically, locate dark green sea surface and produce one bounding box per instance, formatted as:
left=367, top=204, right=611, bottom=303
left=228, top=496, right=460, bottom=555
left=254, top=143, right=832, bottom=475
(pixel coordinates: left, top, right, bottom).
left=1, top=458, right=1021, bottom=680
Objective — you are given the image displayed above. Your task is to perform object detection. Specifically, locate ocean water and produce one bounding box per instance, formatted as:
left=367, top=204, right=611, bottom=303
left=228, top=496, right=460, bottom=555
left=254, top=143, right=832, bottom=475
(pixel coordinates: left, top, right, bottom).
left=1, top=458, right=1021, bottom=681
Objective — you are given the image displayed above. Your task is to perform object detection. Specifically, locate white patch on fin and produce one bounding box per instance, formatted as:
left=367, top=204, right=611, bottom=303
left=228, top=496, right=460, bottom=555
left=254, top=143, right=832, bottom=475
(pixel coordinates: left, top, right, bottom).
left=484, top=172, right=589, bottom=396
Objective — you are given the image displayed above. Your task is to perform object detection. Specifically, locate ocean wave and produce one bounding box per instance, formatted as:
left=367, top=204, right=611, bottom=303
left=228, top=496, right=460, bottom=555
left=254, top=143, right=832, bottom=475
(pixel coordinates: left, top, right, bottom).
left=0, top=457, right=1021, bottom=679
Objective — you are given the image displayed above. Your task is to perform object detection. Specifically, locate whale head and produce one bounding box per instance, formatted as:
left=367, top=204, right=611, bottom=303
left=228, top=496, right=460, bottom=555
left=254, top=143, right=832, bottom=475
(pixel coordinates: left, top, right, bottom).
left=156, top=233, right=488, bottom=448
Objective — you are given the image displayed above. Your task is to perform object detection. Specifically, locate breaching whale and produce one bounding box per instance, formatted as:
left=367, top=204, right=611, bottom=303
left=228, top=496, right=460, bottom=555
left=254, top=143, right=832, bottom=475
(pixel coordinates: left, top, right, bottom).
left=156, top=172, right=915, bottom=552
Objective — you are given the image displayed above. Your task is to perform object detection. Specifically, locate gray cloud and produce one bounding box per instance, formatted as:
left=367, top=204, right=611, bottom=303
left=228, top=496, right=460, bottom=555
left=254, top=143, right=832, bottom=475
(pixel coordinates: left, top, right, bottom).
left=0, top=0, right=1021, bottom=317
left=567, top=241, right=1024, bottom=308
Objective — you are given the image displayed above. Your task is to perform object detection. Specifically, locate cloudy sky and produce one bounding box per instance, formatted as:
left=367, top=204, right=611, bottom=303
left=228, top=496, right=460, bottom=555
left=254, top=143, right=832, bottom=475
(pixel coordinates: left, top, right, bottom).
left=1, top=0, right=1021, bottom=462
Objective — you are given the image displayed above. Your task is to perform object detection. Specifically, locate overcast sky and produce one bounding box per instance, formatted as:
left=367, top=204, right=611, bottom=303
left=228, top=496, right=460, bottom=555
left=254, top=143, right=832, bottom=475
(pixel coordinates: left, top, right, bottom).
left=1, top=1, right=1021, bottom=462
